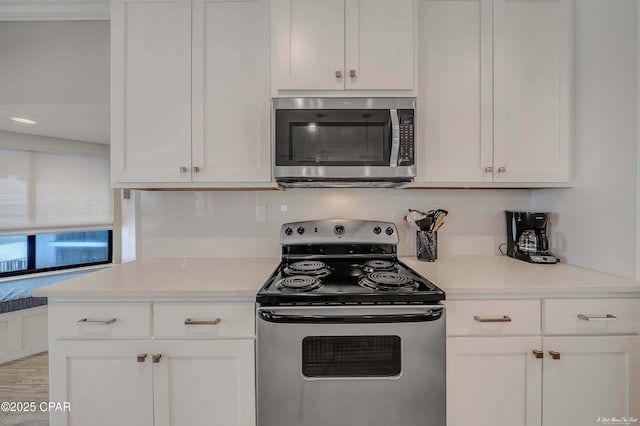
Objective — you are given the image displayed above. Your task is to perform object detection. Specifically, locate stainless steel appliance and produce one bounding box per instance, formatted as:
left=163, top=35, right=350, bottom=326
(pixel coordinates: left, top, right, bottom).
left=256, top=219, right=446, bottom=426
left=505, top=211, right=558, bottom=264
left=273, top=98, right=416, bottom=187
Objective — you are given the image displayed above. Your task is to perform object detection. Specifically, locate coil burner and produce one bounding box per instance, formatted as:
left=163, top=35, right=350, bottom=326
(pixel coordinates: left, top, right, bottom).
left=275, top=275, right=322, bottom=292
left=362, top=260, right=397, bottom=273
left=284, top=261, right=331, bottom=277
left=359, top=272, right=418, bottom=291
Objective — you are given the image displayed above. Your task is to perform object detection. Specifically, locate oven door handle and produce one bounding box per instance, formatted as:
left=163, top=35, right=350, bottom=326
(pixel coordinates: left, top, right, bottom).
left=389, top=109, right=400, bottom=167
left=258, top=308, right=443, bottom=324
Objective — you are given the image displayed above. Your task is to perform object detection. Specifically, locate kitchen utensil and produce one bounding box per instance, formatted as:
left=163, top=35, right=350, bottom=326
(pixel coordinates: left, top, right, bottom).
left=416, top=217, right=433, bottom=231
left=433, top=213, right=447, bottom=231
left=429, top=209, right=448, bottom=231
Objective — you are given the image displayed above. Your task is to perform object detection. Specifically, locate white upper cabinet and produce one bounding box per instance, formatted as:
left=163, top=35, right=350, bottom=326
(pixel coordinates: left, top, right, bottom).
left=344, top=0, right=415, bottom=90
left=417, top=0, right=492, bottom=183
left=111, top=0, right=192, bottom=183
left=415, top=0, right=573, bottom=187
left=272, top=0, right=416, bottom=93
left=493, top=0, right=573, bottom=183
left=191, top=0, right=271, bottom=183
left=111, top=0, right=272, bottom=187
left=272, top=0, right=345, bottom=90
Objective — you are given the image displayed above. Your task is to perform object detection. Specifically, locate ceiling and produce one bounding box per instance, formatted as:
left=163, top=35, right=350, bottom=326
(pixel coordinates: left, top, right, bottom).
left=0, top=20, right=110, bottom=146
left=0, top=104, right=109, bottom=144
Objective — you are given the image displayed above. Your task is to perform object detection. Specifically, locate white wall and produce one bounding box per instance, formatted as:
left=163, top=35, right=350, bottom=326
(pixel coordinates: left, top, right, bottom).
left=532, top=0, right=638, bottom=278
left=137, top=189, right=531, bottom=258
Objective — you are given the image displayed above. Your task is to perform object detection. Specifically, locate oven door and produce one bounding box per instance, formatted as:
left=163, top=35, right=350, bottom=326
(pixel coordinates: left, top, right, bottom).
left=256, top=305, right=445, bottom=426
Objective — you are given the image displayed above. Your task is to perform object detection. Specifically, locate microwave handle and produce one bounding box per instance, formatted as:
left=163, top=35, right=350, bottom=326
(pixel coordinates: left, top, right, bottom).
left=389, top=109, right=400, bottom=167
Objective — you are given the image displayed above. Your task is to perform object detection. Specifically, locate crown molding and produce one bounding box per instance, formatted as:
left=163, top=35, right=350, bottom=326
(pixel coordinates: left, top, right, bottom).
left=0, top=0, right=109, bottom=21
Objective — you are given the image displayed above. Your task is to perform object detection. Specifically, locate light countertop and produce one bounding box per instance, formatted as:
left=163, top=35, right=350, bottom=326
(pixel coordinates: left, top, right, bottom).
left=33, top=257, right=279, bottom=300
left=401, top=255, right=640, bottom=297
left=33, top=255, right=640, bottom=301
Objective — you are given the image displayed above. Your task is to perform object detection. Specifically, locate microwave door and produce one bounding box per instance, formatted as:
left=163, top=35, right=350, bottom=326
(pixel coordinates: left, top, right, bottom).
left=275, top=109, right=392, bottom=167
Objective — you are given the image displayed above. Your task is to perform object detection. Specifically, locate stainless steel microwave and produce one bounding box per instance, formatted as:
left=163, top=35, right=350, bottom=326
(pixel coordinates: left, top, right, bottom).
left=273, top=98, right=416, bottom=187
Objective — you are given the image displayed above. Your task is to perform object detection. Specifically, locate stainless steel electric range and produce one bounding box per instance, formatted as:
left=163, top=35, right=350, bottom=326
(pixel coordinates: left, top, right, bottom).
left=256, top=219, right=446, bottom=426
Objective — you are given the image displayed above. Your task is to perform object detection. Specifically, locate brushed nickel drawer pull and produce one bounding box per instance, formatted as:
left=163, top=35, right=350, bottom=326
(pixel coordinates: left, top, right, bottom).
left=137, top=353, right=148, bottom=363
left=152, top=354, right=162, bottom=363
left=77, top=318, right=117, bottom=325
left=533, top=350, right=543, bottom=359
left=184, top=318, right=221, bottom=325
left=577, top=314, right=618, bottom=321
left=473, top=315, right=512, bottom=323
left=549, top=351, right=561, bottom=360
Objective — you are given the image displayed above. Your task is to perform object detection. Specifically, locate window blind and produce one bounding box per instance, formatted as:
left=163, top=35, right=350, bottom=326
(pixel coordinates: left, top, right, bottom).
left=0, top=147, right=113, bottom=236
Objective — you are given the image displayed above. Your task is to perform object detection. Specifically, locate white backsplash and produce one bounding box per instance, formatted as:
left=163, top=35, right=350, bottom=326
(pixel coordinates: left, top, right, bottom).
left=138, top=188, right=531, bottom=258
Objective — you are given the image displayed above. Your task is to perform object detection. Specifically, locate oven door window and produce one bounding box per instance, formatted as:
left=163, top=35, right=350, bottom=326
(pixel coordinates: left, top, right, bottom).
left=275, top=110, right=391, bottom=166
left=301, top=335, right=401, bottom=378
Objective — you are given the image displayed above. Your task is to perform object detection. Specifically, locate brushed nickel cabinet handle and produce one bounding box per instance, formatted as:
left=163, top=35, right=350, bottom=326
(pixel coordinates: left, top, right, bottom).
left=179, top=166, right=188, bottom=173
left=77, top=318, right=116, bottom=325
left=349, top=69, right=357, bottom=78
left=549, top=351, right=561, bottom=360
left=578, top=314, right=618, bottom=321
left=335, top=70, right=342, bottom=78
left=484, top=166, right=494, bottom=173
left=152, top=354, right=162, bottom=363
left=184, top=318, right=221, bottom=325
left=137, top=353, right=148, bottom=363
left=497, top=167, right=506, bottom=173
left=533, top=350, right=543, bottom=359
left=473, top=315, right=512, bottom=323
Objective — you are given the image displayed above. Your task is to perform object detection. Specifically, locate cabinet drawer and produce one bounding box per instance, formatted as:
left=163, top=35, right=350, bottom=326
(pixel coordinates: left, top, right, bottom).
left=49, top=303, right=151, bottom=339
left=446, top=300, right=541, bottom=336
left=153, top=302, right=254, bottom=338
left=543, top=298, right=640, bottom=335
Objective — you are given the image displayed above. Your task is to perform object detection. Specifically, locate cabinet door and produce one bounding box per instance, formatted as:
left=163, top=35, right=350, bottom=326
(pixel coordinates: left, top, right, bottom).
left=153, top=340, right=255, bottom=426
left=416, top=0, right=492, bottom=183
left=49, top=340, right=154, bottom=426
left=111, top=0, right=192, bottom=183
left=492, top=0, right=573, bottom=183
left=192, top=0, right=271, bottom=183
left=543, top=336, right=640, bottom=426
left=447, top=337, right=542, bottom=426
left=344, top=0, right=415, bottom=90
left=272, top=0, right=345, bottom=90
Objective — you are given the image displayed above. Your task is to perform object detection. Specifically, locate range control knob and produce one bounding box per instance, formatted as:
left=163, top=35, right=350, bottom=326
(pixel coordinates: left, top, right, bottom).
left=373, top=226, right=382, bottom=235
left=334, top=225, right=345, bottom=235
left=284, top=227, right=293, bottom=236
left=385, top=227, right=394, bottom=236
left=297, top=226, right=305, bottom=235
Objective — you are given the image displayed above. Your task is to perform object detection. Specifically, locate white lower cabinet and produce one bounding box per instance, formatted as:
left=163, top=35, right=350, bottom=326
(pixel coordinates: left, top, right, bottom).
left=49, top=340, right=155, bottom=426
left=152, top=340, right=255, bottom=426
left=446, top=298, right=640, bottom=426
left=47, top=301, right=255, bottom=426
left=447, top=336, right=542, bottom=426
left=542, top=336, right=640, bottom=426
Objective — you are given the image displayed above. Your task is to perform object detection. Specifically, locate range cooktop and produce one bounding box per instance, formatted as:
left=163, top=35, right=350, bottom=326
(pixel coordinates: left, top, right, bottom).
left=256, top=220, right=445, bottom=306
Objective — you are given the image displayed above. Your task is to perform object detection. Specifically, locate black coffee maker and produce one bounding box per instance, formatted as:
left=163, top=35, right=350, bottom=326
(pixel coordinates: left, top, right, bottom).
left=505, top=211, right=558, bottom=264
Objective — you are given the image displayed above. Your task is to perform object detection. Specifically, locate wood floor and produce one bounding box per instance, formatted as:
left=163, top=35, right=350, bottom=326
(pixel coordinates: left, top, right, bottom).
left=0, top=352, right=49, bottom=426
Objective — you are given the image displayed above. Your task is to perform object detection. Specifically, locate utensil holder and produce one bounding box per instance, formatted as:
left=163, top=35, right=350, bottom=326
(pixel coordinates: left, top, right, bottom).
left=416, top=231, right=437, bottom=262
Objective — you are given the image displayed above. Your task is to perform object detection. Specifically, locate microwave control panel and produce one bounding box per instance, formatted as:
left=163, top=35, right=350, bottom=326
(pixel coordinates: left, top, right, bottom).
left=398, top=110, right=414, bottom=166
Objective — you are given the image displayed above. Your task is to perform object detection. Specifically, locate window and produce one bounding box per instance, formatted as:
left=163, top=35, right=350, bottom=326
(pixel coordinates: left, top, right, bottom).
left=0, top=230, right=112, bottom=278
left=0, top=236, right=28, bottom=273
